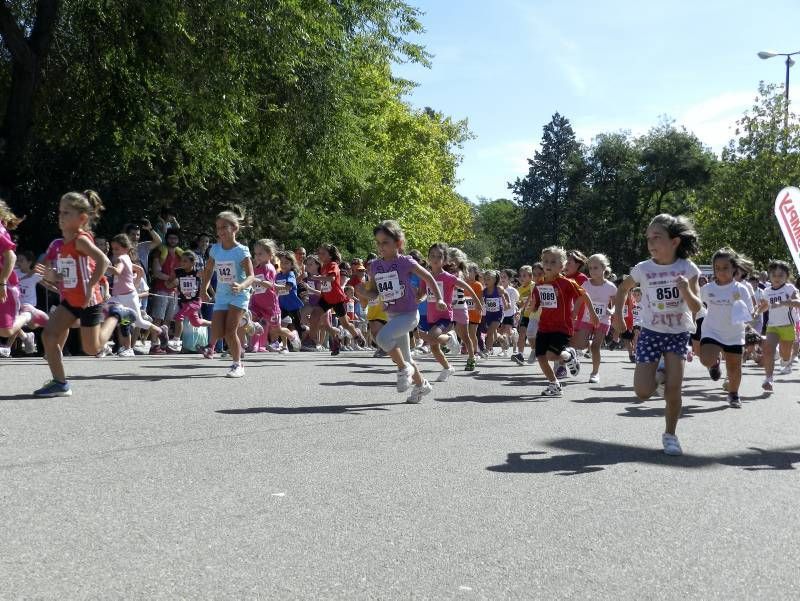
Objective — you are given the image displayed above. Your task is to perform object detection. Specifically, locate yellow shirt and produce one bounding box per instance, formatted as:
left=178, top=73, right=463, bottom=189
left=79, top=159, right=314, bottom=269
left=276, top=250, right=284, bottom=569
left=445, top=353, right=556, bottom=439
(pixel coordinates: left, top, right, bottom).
left=518, top=282, right=532, bottom=317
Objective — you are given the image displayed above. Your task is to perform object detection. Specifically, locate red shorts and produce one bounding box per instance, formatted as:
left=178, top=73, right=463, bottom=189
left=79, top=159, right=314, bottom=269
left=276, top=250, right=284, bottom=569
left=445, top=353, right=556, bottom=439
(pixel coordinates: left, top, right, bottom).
left=251, top=307, right=280, bottom=327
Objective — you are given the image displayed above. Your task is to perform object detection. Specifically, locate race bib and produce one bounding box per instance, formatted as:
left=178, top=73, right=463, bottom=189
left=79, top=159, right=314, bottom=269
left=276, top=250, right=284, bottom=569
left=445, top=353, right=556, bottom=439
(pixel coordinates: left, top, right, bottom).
left=179, top=276, right=197, bottom=298
left=346, top=301, right=355, bottom=314
left=427, top=281, right=444, bottom=302
left=320, top=280, right=332, bottom=293
left=485, top=297, right=501, bottom=313
left=216, top=261, right=236, bottom=285
left=374, top=271, right=402, bottom=302
left=537, top=284, right=557, bottom=309
left=592, top=302, right=606, bottom=318
left=646, top=279, right=682, bottom=311
left=622, top=304, right=629, bottom=319
left=466, top=297, right=476, bottom=309
left=58, top=257, right=78, bottom=289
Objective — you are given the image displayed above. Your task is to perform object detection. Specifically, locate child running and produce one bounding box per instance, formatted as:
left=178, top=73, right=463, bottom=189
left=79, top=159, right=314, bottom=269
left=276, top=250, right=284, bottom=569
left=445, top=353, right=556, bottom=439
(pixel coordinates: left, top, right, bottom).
left=313, top=244, right=366, bottom=355
left=418, top=243, right=483, bottom=382
left=613, top=214, right=702, bottom=456
left=758, top=260, right=800, bottom=392
left=250, top=239, right=300, bottom=353
left=697, top=248, right=754, bottom=408
left=530, top=246, right=597, bottom=396
left=356, top=220, right=448, bottom=403
left=465, top=263, right=484, bottom=364
left=168, top=250, right=211, bottom=347
left=200, top=211, right=255, bottom=377
left=34, top=191, right=137, bottom=396
left=482, top=270, right=510, bottom=357
left=575, top=254, right=617, bottom=383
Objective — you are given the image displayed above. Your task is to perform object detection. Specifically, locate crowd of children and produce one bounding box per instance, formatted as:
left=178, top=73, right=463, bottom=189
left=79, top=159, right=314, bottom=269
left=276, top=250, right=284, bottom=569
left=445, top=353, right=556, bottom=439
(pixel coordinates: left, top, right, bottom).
left=2, top=194, right=799, bottom=455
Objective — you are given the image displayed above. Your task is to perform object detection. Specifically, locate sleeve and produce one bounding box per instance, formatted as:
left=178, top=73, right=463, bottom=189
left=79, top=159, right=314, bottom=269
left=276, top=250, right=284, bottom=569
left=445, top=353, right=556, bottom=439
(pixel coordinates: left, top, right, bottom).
left=700, top=286, right=709, bottom=305
left=404, top=255, right=420, bottom=271
left=687, top=260, right=701, bottom=279
left=629, top=263, right=643, bottom=286
left=287, top=271, right=297, bottom=291
left=742, top=284, right=754, bottom=313
left=568, top=278, right=585, bottom=301
left=240, top=244, right=251, bottom=259
left=0, top=232, right=16, bottom=253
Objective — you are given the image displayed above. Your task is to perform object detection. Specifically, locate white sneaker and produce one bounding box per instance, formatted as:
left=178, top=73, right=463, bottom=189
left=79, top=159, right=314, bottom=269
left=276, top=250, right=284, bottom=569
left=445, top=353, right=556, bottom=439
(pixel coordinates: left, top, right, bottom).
left=436, top=366, right=456, bottom=382
left=0, top=346, right=10, bottom=358
left=22, top=332, right=37, bottom=354
left=542, top=382, right=562, bottom=397
left=226, top=362, right=245, bottom=378
left=289, top=333, right=301, bottom=352
left=527, top=351, right=537, bottom=364
left=564, top=347, right=580, bottom=376
left=588, top=373, right=599, bottom=384
left=406, top=380, right=433, bottom=404
left=117, top=347, right=135, bottom=358
left=779, top=362, right=792, bottom=375
left=662, top=432, right=683, bottom=456
left=396, top=366, right=413, bottom=392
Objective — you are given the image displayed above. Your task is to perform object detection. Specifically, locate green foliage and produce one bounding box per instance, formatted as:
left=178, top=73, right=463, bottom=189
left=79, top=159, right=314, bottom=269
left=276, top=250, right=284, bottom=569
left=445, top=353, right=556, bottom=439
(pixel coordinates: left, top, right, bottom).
left=460, top=197, right=522, bottom=268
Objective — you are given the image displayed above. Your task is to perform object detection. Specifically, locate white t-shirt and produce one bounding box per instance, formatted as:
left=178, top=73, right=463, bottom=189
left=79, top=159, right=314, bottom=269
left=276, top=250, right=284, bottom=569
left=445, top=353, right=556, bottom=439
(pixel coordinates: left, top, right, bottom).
left=629, top=258, right=701, bottom=334
left=504, top=286, right=519, bottom=318
left=581, top=279, right=617, bottom=325
left=700, top=281, right=754, bottom=346
left=14, top=269, right=42, bottom=307
left=763, top=283, right=799, bottom=327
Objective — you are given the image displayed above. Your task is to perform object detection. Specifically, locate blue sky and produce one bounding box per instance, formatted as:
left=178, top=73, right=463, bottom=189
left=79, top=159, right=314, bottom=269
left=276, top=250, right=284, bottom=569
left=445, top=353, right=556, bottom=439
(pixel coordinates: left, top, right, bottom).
left=393, top=0, right=800, bottom=202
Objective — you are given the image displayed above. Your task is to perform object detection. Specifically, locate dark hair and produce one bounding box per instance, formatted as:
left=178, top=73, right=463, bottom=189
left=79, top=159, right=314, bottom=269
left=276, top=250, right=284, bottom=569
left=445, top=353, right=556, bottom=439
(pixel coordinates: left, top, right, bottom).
left=366, top=252, right=378, bottom=261
left=160, top=206, right=175, bottom=219
left=711, top=247, right=740, bottom=271
left=428, top=242, right=449, bottom=258
left=124, top=222, right=140, bottom=234
left=648, top=214, right=699, bottom=259
left=768, top=259, right=792, bottom=276
left=165, top=229, right=181, bottom=239
left=502, top=268, right=516, bottom=280
left=180, top=250, right=197, bottom=263
left=408, top=249, right=426, bottom=268
left=111, top=233, right=132, bottom=249
left=305, top=254, right=322, bottom=270
left=319, top=243, right=341, bottom=263
left=277, top=250, right=299, bottom=273
left=566, top=249, right=587, bottom=270
left=373, top=220, right=405, bottom=242
left=18, top=249, right=35, bottom=263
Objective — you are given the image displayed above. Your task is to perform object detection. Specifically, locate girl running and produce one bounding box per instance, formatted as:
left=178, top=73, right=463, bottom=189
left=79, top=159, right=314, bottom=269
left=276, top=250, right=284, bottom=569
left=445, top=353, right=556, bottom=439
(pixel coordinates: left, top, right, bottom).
left=465, top=263, right=484, bottom=365
left=356, top=220, right=448, bottom=403
left=168, top=250, right=212, bottom=346
left=511, top=265, right=533, bottom=366
left=499, top=269, right=519, bottom=358
left=418, top=243, right=483, bottom=382
left=698, top=248, right=754, bottom=408
left=575, top=254, right=617, bottom=383
left=276, top=250, right=306, bottom=340
left=34, top=191, right=137, bottom=397
left=107, top=234, right=169, bottom=356
left=757, top=260, right=800, bottom=392
left=447, top=248, right=475, bottom=370
left=250, top=239, right=300, bottom=353
left=613, top=214, right=702, bottom=456
left=482, top=270, right=510, bottom=357
left=200, top=210, right=255, bottom=377
left=312, top=244, right=366, bottom=355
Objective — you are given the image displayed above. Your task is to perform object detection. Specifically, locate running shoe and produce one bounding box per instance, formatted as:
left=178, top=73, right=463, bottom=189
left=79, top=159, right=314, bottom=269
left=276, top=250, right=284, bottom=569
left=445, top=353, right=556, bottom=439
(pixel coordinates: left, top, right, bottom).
left=289, top=333, right=302, bottom=352
left=583, top=349, right=591, bottom=359
left=406, top=380, right=433, bottom=404
left=158, top=325, right=170, bottom=348
left=708, top=359, right=721, bottom=381
left=565, top=348, right=581, bottom=377
left=20, top=303, right=48, bottom=327
left=33, top=379, right=72, bottom=397
left=201, top=346, right=215, bottom=360
left=762, top=378, right=773, bottom=393
left=226, top=362, right=245, bottom=378
left=510, top=352, right=525, bottom=366
left=106, top=303, right=136, bottom=326
left=0, top=345, right=12, bottom=358
left=722, top=378, right=729, bottom=392
left=555, top=364, right=568, bottom=380
left=542, top=382, right=562, bottom=397
left=149, top=345, right=165, bottom=355
left=397, top=365, right=414, bottom=392
left=779, top=362, right=792, bottom=375
left=727, top=392, right=741, bottom=408
left=464, top=358, right=476, bottom=372
left=662, top=432, right=682, bottom=456
left=628, top=352, right=635, bottom=363
left=21, top=331, right=37, bottom=354
left=588, top=373, right=599, bottom=384
left=436, top=366, right=456, bottom=382
left=117, top=347, right=135, bottom=358
left=330, top=336, right=341, bottom=356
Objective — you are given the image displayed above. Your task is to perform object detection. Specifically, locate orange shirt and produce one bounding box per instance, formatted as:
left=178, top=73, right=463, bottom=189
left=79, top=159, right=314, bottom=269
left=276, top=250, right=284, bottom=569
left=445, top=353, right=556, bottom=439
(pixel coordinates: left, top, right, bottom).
left=57, top=231, right=103, bottom=308
left=532, top=275, right=584, bottom=335
left=467, top=280, right=484, bottom=323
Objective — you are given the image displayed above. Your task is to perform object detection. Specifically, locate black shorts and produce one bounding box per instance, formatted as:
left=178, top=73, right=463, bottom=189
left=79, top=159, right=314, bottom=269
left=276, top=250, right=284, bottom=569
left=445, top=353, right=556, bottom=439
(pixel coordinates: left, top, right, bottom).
left=535, top=331, right=570, bottom=357
left=318, top=299, right=347, bottom=318
left=281, top=308, right=302, bottom=331
left=368, top=319, right=387, bottom=325
left=61, top=301, right=103, bottom=327
left=690, top=317, right=704, bottom=342
left=620, top=330, right=634, bottom=341
left=700, top=337, right=743, bottom=355
left=519, top=316, right=530, bottom=329
left=501, top=315, right=515, bottom=326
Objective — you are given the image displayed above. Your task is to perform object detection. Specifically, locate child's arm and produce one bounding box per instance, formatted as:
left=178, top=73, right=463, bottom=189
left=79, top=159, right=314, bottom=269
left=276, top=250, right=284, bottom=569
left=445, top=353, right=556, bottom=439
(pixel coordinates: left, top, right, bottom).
left=411, top=263, right=447, bottom=310
left=578, top=289, right=599, bottom=326
left=75, top=236, right=111, bottom=307
left=200, top=257, right=215, bottom=301
left=355, top=279, right=378, bottom=302
left=676, top=275, right=701, bottom=314
left=0, top=249, right=15, bottom=302
left=456, top=277, right=484, bottom=314
left=232, top=257, right=256, bottom=293
left=613, top=276, right=637, bottom=334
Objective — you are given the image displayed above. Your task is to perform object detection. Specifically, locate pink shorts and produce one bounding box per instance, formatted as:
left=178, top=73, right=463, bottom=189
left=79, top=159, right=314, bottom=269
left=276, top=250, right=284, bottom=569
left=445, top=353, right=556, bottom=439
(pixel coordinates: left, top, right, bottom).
left=576, top=320, right=610, bottom=337
left=452, top=307, right=469, bottom=326
left=251, top=307, right=280, bottom=327
left=0, top=285, right=21, bottom=330
left=174, top=300, right=206, bottom=327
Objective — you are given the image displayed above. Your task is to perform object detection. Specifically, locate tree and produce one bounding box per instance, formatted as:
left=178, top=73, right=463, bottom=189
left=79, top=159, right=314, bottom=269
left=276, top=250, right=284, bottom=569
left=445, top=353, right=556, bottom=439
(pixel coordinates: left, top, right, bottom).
left=460, top=197, right=522, bottom=267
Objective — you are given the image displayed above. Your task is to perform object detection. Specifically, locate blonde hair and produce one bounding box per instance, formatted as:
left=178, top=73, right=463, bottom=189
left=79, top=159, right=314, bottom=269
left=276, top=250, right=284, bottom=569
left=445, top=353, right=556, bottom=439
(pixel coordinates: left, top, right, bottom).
left=61, top=190, right=104, bottom=229
left=541, top=246, right=567, bottom=264
left=588, top=253, right=611, bottom=276
left=0, top=199, right=23, bottom=230
left=254, top=238, right=278, bottom=256
left=519, top=265, right=533, bottom=276
left=216, top=209, right=244, bottom=230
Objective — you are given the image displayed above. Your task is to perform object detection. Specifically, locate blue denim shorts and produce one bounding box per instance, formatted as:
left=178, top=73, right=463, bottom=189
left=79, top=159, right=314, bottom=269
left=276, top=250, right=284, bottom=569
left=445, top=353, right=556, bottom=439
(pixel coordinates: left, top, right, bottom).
left=635, top=328, right=691, bottom=363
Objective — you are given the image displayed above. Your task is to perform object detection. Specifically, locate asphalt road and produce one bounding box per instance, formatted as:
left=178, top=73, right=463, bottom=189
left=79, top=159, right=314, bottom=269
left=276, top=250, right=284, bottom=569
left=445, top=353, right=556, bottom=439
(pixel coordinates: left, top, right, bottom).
left=1, top=349, right=799, bottom=600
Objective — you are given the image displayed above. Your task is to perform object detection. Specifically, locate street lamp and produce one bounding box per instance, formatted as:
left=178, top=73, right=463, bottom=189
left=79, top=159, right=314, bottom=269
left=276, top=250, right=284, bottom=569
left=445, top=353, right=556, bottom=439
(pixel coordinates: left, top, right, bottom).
left=758, top=49, right=800, bottom=128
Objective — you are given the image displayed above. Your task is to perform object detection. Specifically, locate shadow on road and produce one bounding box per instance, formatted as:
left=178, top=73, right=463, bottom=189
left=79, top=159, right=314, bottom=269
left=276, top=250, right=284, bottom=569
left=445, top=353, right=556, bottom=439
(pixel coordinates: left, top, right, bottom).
left=487, top=438, right=800, bottom=476
left=617, top=404, right=729, bottom=418
left=319, top=380, right=395, bottom=388
left=217, top=402, right=404, bottom=415
left=436, top=394, right=547, bottom=404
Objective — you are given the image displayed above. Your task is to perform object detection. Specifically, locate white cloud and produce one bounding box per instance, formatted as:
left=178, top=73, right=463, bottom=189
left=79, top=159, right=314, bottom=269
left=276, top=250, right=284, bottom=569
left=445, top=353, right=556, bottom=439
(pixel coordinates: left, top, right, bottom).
left=676, top=91, right=755, bottom=150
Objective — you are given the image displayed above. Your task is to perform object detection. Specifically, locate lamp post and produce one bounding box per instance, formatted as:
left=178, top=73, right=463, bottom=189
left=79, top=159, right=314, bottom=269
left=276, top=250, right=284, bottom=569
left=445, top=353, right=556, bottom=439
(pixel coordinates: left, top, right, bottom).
left=758, top=49, right=800, bottom=129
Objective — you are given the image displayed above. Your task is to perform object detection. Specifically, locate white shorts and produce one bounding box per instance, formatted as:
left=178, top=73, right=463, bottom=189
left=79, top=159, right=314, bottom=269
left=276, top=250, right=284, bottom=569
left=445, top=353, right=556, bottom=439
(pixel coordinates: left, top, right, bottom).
left=111, top=292, right=154, bottom=330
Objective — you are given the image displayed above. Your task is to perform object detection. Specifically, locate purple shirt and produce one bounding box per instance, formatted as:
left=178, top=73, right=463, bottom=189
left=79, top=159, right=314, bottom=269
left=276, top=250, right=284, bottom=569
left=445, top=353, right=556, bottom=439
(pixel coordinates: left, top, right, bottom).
left=368, top=254, right=420, bottom=314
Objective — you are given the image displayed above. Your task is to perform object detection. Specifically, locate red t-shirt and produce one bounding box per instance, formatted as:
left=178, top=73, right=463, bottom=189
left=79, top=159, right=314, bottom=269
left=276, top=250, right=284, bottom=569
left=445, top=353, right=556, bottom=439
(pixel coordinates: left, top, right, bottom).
left=58, top=231, right=104, bottom=308
left=568, top=271, right=589, bottom=322
left=532, top=275, right=585, bottom=335
left=321, top=261, right=348, bottom=305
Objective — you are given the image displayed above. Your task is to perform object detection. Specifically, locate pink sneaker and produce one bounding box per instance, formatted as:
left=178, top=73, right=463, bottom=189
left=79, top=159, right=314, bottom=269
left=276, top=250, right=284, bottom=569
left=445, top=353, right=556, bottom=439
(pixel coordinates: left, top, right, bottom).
left=21, top=304, right=48, bottom=328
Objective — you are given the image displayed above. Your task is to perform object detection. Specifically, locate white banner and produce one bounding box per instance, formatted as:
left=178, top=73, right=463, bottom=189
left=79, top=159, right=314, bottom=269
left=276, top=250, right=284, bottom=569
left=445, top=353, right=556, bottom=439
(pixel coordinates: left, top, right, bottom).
left=774, top=186, right=800, bottom=273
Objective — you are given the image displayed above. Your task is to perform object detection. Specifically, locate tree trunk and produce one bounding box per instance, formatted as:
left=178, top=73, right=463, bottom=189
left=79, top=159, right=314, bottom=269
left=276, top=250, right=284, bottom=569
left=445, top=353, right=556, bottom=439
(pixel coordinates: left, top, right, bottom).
left=0, top=0, right=60, bottom=194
